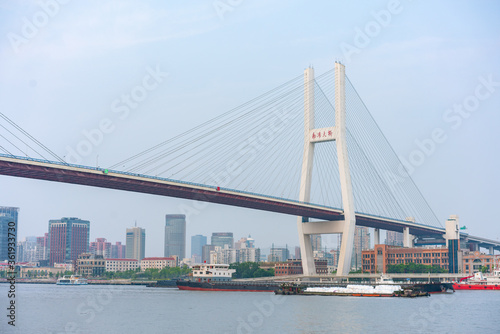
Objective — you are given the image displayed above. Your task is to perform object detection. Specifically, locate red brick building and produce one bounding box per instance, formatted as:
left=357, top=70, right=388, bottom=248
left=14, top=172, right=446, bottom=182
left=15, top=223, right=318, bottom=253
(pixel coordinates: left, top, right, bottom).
left=48, top=218, right=90, bottom=266
left=362, top=244, right=449, bottom=273
left=275, top=259, right=328, bottom=276
left=462, top=251, right=499, bottom=275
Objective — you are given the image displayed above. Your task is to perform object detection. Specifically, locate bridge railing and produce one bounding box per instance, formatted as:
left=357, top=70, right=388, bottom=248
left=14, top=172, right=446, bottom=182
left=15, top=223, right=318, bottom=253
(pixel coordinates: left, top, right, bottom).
left=0, top=153, right=341, bottom=211
left=0, top=153, right=446, bottom=231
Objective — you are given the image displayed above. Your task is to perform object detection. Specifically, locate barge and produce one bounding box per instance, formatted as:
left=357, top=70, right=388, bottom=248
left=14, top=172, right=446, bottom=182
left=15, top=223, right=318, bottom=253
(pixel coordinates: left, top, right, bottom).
left=276, top=283, right=430, bottom=298
left=174, top=264, right=453, bottom=295
left=176, top=263, right=278, bottom=292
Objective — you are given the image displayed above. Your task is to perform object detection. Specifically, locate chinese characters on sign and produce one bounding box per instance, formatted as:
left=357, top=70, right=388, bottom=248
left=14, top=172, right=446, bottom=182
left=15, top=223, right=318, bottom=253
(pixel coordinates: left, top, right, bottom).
left=310, top=127, right=335, bottom=143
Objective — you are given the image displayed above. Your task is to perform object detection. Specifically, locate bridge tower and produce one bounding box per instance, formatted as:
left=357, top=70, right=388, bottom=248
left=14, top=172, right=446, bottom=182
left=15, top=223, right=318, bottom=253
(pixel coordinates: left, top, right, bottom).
left=296, top=62, right=356, bottom=276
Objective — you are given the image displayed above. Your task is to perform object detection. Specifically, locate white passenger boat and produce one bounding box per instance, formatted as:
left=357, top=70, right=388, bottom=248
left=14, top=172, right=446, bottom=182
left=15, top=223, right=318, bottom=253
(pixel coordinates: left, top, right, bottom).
left=56, top=275, right=88, bottom=285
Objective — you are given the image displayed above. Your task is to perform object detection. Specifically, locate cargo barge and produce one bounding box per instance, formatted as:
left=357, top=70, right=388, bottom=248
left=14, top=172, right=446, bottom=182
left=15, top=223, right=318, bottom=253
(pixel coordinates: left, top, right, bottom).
left=173, top=264, right=454, bottom=295
left=275, top=283, right=430, bottom=298
left=176, top=280, right=278, bottom=292
left=175, top=263, right=278, bottom=292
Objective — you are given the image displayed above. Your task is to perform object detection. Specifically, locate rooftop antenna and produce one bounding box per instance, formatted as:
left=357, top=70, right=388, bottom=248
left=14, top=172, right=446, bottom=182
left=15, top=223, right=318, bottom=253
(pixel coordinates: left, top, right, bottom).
left=135, top=220, right=137, bottom=227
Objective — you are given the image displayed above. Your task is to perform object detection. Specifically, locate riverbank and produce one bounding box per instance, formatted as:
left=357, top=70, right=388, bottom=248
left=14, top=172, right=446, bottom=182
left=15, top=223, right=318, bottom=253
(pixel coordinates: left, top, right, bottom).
left=0, top=278, right=156, bottom=285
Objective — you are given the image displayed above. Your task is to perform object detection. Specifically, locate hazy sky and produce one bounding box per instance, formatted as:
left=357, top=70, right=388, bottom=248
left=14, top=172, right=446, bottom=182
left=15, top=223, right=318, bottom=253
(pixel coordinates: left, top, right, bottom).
left=1, top=0, right=499, bottom=257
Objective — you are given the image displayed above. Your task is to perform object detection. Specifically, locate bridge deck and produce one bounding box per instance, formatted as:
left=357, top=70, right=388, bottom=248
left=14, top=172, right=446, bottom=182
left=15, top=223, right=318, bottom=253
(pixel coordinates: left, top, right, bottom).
left=1, top=154, right=498, bottom=250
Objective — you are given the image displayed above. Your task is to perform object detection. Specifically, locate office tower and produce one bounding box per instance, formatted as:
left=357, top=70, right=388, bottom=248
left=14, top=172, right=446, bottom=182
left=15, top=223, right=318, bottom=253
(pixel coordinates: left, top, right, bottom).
left=294, top=246, right=301, bottom=260
left=352, top=226, right=370, bottom=270
left=89, top=238, right=112, bottom=258
left=235, top=235, right=255, bottom=249
left=211, top=232, right=233, bottom=249
left=164, top=214, right=186, bottom=259
left=111, top=241, right=126, bottom=258
left=268, top=247, right=290, bottom=262
left=0, top=206, right=19, bottom=262
left=311, top=235, right=322, bottom=252
left=48, top=217, right=90, bottom=266
left=191, top=235, right=207, bottom=262
left=386, top=231, right=404, bottom=247
left=237, top=247, right=261, bottom=263
left=126, top=227, right=146, bottom=261
left=17, top=236, right=37, bottom=262
left=35, top=233, right=49, bottom=263
left=202, top=245, right=216, bottom=263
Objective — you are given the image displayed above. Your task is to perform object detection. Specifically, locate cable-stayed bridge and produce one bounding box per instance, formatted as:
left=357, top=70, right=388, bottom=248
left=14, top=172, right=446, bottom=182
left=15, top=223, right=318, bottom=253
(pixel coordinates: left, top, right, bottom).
left=1, top=62, right=498, bottom=275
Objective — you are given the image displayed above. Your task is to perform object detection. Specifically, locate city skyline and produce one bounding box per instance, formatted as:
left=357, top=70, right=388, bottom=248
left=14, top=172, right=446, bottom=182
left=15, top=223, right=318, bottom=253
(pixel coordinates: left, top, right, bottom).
left=0, top=2, right=498, bottom=332
left=1, top=1, right=499, bottom=258
left=13, top=213, right=319, bottom=262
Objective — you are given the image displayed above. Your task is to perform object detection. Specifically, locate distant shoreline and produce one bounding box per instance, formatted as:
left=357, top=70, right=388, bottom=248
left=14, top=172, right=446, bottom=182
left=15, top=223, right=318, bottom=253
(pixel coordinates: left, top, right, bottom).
left=0, top=278, right=157, bottom=285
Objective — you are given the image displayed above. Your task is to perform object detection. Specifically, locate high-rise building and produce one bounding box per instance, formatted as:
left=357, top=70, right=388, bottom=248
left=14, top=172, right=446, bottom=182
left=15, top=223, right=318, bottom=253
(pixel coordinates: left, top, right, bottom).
left=0, top=206, right=19, bottom=262
left=48, top=217, right=90, bottom=266
left=202, top=245, right=216, bottom=263
left=238, top=247, right=261, bottom=263
left=111, top=241, right=126, bottom=259
left=126, top=227, right=146, bottom=261
left=352, top=227, right=370, bottom=270
left=268, top=247, right=290, bottom=262
left=211, top=232, right=233, bottom=249
left=209, top=246, right=237, bottom=264
left=191, top=235, right=207, bottom=262
left=386, top=231, right=404, bottom=247
left=294, top=246, right=301, bottom=260
left=90, top=238, right=112, bottom=258
left=311, top=235, right=322, bottom=252
left=235, top=235, right=255, bottom=250
left=35, top=233, right=49, bottom=263
left=164, top=214, right=186, bottom=259
left=17, top=236, right=37, bottom=263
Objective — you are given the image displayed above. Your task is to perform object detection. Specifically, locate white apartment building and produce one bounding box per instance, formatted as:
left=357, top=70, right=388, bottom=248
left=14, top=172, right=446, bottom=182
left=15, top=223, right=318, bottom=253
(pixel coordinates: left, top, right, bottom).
left=105, top=258, right=139, bottom=272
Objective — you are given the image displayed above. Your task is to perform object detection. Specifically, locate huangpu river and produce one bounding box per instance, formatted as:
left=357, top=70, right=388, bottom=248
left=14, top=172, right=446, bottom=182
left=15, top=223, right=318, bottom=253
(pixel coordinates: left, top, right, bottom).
left=1, top=283, right=498, bottom=333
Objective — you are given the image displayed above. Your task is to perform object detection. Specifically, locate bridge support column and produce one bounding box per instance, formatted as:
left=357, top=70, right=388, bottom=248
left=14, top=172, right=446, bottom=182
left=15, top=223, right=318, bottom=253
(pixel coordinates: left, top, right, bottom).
left=296, top=62, right=356, bottom=277
left=374, top=229, right=380, bottom=245
left=296, top=66, right=316, bottom=276
left=489, top=246, right=494, bottom=255
left=334, top=62, right=356, bottom=277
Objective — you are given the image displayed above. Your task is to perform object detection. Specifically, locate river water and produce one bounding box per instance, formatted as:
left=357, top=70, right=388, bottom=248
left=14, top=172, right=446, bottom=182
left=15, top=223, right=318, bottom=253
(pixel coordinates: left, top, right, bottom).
left=1, top=283, right=498, bottom=333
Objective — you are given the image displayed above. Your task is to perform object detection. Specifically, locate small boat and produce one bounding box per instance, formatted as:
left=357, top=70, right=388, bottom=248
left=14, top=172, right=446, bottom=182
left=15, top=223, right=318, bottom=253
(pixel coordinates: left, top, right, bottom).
left=56, top=275, right=88, bottom=285
left=453, top=270, right=500, bottom=290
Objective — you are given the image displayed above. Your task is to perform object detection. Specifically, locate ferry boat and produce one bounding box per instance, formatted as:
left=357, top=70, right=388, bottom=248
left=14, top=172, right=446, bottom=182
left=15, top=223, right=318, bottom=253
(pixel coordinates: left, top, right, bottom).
left=56, top=275, right=88, bottom=285
left=176, top=264, right=278, bottom=292
left=453, top=270, right=500, bottom=290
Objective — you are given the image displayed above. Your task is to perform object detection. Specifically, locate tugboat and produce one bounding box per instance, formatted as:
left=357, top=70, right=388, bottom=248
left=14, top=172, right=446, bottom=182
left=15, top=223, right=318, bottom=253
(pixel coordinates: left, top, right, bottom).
left=176, top=264, right=278, bottom=292
left=453, top=270, right=500, bottom=290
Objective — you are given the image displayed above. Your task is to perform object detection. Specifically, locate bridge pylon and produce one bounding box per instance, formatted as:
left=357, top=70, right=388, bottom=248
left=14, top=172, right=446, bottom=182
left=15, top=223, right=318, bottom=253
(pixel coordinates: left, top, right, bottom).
left=297, top=62, right=356, bottom=276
